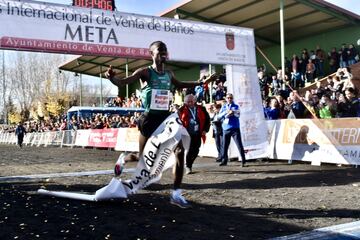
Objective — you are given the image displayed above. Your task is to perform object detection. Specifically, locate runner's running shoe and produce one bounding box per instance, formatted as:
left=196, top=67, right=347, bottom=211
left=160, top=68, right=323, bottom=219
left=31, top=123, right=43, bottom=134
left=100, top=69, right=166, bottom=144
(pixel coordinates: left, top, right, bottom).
left=170, top=189, right=191, bottom=209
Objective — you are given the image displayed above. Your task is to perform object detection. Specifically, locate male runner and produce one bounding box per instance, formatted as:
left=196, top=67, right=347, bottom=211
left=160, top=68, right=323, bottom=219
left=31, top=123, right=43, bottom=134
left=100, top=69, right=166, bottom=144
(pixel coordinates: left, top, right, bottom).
left=105, top=41, right=217, bottom=208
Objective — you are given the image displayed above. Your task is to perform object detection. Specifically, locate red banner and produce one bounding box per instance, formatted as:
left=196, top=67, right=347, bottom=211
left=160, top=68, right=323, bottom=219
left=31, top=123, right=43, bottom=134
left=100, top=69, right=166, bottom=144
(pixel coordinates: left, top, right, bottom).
left=0, top=37, right=150, bottom=58
left=87, top=129, right=119, bottom=148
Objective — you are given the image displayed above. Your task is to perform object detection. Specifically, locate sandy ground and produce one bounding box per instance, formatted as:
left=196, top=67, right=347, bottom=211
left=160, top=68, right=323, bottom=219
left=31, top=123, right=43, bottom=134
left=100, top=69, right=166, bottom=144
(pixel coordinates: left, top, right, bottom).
left=1, top=144, right=360, bottom=240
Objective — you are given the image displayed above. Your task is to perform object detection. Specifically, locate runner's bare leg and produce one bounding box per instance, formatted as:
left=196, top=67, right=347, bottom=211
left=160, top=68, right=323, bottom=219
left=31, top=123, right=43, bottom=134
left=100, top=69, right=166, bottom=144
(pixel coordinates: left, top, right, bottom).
left=138, top=134, right=148, bottom=159
left=174, top=141, right=184, bottom=189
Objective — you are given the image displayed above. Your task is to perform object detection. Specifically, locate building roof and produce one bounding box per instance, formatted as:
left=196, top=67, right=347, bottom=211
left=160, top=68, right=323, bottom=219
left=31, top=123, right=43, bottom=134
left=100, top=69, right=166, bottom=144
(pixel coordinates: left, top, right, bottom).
left=59, top=0, right=360, bottom=78
left=161, top=0, right=359, bottom=47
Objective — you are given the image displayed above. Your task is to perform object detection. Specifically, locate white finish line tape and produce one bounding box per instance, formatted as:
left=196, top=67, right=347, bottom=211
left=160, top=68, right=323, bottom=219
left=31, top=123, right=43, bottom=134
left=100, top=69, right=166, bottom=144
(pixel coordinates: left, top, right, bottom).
left=37, top=189, right=96, bottom=201
left=35, top=162, right=220, bottom=201
left=0, top=161, right=218, bottom=183
left=37, top=177, right=128, bottom=201
left=0, top=168, right=136, bottom=182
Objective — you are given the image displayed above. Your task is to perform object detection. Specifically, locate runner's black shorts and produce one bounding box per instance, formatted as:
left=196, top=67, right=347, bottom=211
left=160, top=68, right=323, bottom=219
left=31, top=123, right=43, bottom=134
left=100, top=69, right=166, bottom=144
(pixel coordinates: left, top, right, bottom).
left=137, top=111, right=171, bottom=137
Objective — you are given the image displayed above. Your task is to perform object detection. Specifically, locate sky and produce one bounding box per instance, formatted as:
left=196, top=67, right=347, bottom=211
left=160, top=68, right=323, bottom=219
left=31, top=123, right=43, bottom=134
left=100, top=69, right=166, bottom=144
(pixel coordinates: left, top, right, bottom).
left=326, top=0, right=360, bottom=15
left=6, top=0, right=360, bottom=96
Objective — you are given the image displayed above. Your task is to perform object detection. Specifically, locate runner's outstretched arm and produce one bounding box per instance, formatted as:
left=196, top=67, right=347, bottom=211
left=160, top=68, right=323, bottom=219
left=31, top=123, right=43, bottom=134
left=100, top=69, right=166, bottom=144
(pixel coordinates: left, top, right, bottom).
left=105, top=65, right=147, bottom=87
left=171, top=71, right=218, bottom=89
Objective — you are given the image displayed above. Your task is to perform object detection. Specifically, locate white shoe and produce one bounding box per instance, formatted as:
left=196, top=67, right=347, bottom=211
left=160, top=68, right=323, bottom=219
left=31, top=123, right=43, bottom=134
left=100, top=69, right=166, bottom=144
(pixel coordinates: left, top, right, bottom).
left=185, top=167, right=192, bottom=175
left=114, top=152, right=126, bottom=176
left=170, top=189, right=191, bottom=209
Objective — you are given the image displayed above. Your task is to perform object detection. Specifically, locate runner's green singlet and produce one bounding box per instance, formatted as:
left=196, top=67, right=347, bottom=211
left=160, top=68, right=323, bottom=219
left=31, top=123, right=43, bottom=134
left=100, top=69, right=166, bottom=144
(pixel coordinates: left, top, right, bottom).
left=141, top=66, right=172, bottom=113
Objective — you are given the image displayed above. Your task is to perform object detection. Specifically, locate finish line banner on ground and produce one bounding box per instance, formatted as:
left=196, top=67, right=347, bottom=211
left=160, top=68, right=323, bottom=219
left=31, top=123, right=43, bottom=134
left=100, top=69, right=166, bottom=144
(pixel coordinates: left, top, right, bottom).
left=0, top=0, right=256, bottom=65
left=38, top=113, right=191, bottom=201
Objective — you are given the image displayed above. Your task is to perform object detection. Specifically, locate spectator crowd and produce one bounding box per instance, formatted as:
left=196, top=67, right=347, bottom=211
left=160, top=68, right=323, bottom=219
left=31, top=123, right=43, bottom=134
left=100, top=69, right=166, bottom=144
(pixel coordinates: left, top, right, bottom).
left=259, top=43, right=359, bottom=120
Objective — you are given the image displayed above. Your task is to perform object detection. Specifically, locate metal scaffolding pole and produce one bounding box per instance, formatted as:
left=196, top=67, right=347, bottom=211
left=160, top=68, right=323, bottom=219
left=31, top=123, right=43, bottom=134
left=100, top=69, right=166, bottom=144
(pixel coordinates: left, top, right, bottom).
left=2, top=51, right=6, bottom=124
left=100, top=66, right=103, bottom=107
left=208, top=64, right=212, bottom=104
left=79, top=73, right=82, bottom=106
left=280, top=0, right=285, bottom=80
left=126, top=58, right=129, bottom=99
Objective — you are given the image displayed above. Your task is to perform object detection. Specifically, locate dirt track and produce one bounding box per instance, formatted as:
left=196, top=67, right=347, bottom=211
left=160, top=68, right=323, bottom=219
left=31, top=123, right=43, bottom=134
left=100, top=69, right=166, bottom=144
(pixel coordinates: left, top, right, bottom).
left=1, top=144, right=360, bottom=239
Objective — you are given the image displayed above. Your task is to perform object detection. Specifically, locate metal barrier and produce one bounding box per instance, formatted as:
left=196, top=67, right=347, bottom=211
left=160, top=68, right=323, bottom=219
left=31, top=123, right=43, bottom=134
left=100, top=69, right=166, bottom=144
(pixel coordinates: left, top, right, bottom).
left=0, top=130, right=74, bottom=148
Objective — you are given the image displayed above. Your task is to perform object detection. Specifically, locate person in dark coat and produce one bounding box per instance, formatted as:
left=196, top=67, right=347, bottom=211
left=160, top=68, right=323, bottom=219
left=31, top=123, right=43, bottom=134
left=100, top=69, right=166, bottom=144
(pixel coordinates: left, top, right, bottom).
left=15, top=122, right=26, bottom=148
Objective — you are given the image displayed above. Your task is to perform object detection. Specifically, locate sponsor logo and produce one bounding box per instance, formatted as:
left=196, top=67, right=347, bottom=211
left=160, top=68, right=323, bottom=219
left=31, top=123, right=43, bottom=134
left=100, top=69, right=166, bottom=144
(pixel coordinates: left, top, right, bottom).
left=225, top=31, right=235, bottom=50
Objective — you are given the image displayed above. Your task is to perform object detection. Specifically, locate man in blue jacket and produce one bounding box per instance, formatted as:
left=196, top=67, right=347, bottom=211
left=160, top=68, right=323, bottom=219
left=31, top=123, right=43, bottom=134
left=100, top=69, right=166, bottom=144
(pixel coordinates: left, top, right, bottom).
left=217, top=93, right=246, bottom=167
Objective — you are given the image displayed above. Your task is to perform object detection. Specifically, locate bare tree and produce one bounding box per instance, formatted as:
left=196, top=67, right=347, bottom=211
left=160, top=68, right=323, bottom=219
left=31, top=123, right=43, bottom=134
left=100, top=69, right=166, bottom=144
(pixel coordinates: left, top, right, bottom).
left=8, top=53, right=32, bottom=119
left=0, top=50, right=8, bottom=123
left=50, top=54, right=72, bottom=94
left=6, top=51, right=116, bottom=120
left=7, top=52, right=77, bottom=119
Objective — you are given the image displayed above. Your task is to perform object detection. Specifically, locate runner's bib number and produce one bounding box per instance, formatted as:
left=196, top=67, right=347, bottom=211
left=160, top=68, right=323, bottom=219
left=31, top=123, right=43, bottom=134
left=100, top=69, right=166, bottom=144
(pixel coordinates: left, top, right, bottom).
left=150, top=89, right=170, bottom=110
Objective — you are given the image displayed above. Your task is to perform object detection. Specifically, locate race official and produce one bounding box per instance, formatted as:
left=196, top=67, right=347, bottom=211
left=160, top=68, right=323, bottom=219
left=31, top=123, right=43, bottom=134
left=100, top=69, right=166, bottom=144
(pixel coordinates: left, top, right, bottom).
left=178, top=94, right=210, bottom=174
left=217, top=93, right=246, bottom=167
